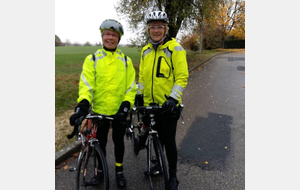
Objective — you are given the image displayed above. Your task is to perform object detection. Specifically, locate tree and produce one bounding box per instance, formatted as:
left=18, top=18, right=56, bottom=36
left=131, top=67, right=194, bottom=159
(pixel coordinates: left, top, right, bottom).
left=229, top=0, right=245, bottom=39
left=183, top=0, right=245, bottom=51
left=190, top=0, right=220, bottom=53
left=115, top=0, right=208, bottom=46
left=84, top=41, right=92, bottom=46
left=65, top=39, right=72, bottom=46
left=55, top=35, right=62, bottom=46
left=209, top=0, right=245, bottom=46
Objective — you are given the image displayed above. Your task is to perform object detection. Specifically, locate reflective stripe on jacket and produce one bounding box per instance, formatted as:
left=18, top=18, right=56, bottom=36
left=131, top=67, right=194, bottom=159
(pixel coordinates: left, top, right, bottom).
left=78, top=48, right=137, bottom=115
left=138, top=37, right=189, bottom=106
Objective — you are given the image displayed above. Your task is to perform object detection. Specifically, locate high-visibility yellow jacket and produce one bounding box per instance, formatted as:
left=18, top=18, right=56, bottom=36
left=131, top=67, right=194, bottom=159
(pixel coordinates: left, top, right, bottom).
left=77, top=48, right=137, bottom=115
left=138, top=37, right=189, bottom=106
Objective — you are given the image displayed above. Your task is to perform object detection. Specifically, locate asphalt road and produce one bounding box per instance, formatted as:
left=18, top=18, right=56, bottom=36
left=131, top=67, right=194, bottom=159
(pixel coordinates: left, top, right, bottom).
left=55, top=52, right=245, bottom=190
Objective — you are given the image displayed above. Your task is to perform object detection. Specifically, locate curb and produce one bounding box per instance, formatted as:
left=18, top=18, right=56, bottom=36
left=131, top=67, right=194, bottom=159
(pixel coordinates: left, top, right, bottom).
left=188, top=52, right=231, bottom=72
left=55, top=51, right=231, bottom=166
left=55, top=140, right=81, bottom=166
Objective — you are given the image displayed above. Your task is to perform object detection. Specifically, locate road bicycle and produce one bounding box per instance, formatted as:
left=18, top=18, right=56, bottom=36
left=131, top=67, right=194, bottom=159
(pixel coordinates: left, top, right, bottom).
left=126, top=103, right=184, bottom=190
left=67, top=113, right=113, bottom=190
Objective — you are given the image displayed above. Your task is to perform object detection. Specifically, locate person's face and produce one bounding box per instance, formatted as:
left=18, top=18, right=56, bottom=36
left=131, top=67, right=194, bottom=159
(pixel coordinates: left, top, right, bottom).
left=102, top=30, right=120, bottom=50
left=149, top=21, right=166, bottom=42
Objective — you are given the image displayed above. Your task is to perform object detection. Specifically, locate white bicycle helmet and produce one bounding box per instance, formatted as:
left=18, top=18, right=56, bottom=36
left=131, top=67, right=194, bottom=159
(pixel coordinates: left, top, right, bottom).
left=146, top=11, right=169, bottom=24
left=100, top=19, right=124, bottom=38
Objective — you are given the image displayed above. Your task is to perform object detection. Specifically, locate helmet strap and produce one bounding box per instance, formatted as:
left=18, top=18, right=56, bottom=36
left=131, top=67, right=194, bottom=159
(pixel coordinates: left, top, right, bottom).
left=149, top=34, right=166, bottom=50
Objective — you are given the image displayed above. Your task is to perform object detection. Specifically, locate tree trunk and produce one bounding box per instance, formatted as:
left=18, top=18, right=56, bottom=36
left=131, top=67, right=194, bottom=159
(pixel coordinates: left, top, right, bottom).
left=198, top=21, right=203, bottom=54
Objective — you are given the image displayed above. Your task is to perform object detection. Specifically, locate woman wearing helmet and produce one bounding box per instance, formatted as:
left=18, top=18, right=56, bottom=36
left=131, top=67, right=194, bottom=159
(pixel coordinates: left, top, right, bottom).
left=70, top=19, right=137, bottom=188
left=135, top=11, right=189, bottom=190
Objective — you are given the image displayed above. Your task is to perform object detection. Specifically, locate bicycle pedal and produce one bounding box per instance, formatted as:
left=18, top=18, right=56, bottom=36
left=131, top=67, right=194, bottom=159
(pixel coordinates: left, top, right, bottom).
left=144, top=170, right=162, bottom=177
left=68, top=166, right=77, bottom=172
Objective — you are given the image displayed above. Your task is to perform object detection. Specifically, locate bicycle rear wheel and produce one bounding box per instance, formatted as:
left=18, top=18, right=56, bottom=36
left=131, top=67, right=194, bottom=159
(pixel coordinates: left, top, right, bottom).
left=147, top=136, right=169, bottom=190
left=76, top=143, right=109, bottom=190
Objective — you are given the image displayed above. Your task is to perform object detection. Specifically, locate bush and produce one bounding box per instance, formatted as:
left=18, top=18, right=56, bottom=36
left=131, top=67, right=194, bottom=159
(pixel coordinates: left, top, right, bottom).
left=180, top=34, right=200, bottom=51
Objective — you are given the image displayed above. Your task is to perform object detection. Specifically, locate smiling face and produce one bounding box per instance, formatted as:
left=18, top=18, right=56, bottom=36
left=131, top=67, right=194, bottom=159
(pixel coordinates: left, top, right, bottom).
left=148, top=21, right=166, bottom=42
left=102, top=30, right=120, bottom=50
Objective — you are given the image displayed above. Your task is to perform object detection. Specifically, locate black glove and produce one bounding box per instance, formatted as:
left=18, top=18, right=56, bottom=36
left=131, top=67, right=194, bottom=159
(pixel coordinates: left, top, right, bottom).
left=135, top=94, right=144, bottom=107
left=69, top=99, right=89, bottom=126
left=114, top=101, right=130, bottom=123
left=162, top=96, right=178, bottom=111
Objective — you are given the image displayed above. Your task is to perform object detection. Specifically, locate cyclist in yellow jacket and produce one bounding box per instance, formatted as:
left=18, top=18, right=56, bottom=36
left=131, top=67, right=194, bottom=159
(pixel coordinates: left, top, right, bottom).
left=135, top=11, right=189, bottom=190
left=69, top=19, right=137, bottom=188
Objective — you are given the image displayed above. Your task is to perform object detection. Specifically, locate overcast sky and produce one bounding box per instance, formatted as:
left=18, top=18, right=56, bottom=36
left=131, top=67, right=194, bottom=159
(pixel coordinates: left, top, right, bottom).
left=55, top=0, right=133, bottom=45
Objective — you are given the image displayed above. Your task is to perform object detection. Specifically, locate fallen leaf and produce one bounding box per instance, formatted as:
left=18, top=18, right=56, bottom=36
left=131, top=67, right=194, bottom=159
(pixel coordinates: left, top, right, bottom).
left=205, top=161, right=208, bottom=164
left=224, top=146, right=228, bottom=149
left=73, top=153, right=79, bottom=157
left=63, top=165, right=68, bottom=170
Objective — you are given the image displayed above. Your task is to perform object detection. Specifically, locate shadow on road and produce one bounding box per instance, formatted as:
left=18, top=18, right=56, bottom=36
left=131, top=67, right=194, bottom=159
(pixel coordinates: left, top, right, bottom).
left=178, top=112, right=233, bottom=171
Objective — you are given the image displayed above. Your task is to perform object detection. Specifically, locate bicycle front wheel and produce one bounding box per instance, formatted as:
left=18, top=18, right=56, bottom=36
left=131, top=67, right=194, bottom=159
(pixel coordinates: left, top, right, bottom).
left=147, top=136, right=169, bottom=190
left=128, top=109, right=141, bottom=151
left=76, top=143, right=109, bottom=190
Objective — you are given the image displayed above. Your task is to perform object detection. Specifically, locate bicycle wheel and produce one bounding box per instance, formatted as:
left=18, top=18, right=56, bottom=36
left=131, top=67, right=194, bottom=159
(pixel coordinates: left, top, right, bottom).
left=146, top=136, right=169, bottom=190
left=128, top=109, right=141, bottom=151
left=76, top=143, right=109, bottom=190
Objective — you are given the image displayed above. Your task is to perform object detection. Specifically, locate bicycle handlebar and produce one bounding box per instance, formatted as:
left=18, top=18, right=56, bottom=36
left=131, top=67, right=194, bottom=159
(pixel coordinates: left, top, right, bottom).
left=85, top=115, right=114, bottom=120
left=133, top=103, right=184, bottom=111
left=67, top=114, right=114, bottom=140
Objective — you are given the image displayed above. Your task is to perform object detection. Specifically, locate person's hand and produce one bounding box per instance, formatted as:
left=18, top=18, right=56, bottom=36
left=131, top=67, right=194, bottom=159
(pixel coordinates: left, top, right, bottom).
left=135, top=94, right=144, bottom=107
left=114, top=101, right=130, bottom=123
left=162, top=96, right=178, bottom=111
left=69, top=99, right=89, bottom=126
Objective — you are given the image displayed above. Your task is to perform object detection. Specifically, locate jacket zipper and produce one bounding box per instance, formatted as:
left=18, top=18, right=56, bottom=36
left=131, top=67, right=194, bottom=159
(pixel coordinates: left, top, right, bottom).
left=151, top=49, right=157, bottom=103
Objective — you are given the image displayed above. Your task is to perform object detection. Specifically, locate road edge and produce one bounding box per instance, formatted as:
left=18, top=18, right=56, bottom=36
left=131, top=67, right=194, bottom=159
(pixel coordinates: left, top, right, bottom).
left=188, top=52, right=231, bottom=72
left=55, top=140, right=81, bottom=166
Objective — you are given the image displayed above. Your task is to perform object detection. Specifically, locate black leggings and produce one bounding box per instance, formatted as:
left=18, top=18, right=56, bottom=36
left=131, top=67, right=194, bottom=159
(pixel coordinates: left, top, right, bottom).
left=96, top=120, right=126, bottom=164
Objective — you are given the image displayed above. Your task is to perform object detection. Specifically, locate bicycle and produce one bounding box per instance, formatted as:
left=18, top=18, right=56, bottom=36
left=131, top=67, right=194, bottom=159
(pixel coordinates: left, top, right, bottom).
left=126, top=102, right=184, bottom=190
left=67, top=113, right=113, bottom=190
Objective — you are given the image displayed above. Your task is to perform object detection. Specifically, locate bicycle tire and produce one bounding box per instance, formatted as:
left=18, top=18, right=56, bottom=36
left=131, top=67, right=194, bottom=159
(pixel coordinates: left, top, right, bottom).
left=147, top=136, right=169, bottom=190
left=75, top=143, right=109, bottom=190
left=128, top=109, right=141, bottom=151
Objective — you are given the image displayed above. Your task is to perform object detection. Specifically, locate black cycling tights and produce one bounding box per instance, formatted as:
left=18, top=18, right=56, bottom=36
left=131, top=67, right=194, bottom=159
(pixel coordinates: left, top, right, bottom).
left=96, top=120, right=126, bottom=164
